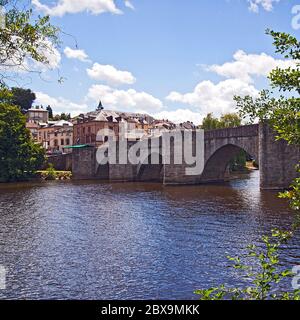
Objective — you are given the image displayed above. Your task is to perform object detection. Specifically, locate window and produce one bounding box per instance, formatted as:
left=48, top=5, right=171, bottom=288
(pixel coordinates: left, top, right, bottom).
left=66, top=139, right=70, bottom=145
left=88, top=127, right=91, bottom=133
left=61, top=139, right=64, bottom=146
left=54, top=139, right=58, bottom=146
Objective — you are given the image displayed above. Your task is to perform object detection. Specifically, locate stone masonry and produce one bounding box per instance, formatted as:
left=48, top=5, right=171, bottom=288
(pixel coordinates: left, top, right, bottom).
left=72, top=123, right=300, bottom=189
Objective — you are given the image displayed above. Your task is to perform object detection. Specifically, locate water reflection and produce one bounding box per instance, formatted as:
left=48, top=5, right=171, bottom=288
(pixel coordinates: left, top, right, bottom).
left=0, top=171, right=298, bottom=299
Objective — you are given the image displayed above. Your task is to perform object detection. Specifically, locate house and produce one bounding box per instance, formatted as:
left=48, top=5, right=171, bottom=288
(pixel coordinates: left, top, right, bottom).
left=73, top=110, right=152, bottom=146
left=26, top=107, right=49, bottom=140
left=26, top=106, right=49, bottom=123
left=48, top=126, right=73, bottom=154
left=37, top=120, right=73, bottom=153
left=149, top=120, right=176, bottom=136
left=176, top=121, right=197, bottom=130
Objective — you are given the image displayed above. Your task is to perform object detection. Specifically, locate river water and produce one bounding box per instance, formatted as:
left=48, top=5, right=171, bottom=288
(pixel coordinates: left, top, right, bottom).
left=0, top=170, right=299, bottom=300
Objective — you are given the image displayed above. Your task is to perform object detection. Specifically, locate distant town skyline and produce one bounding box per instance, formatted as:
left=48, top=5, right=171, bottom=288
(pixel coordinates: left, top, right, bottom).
left=16, top=0, right=300, bottom=124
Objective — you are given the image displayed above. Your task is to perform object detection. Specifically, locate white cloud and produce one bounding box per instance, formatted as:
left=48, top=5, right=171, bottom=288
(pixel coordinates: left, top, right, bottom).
left=87, top=63, right=136, bottom=85
left=207, top=50, right=295, bottom=83
left=166, top=79, right=259, bottom=117
left=124, top=0, right=135, bottom=10
left=153, top=109, right=204, bottom=125
left=32, top=0, right=123, bottom=17
left=248, top=0, right=280, bottom=12
left=33, top=39, right=61, bottom=71
left=35, top=92, right=89, bottom=116
left=87, top=84, right=164, bottom=112
left=64, top=47, right=90, bottom=62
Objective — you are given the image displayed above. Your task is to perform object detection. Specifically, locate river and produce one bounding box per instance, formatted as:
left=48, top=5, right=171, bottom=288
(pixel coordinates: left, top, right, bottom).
left=0, top=170, right=299, bottom=299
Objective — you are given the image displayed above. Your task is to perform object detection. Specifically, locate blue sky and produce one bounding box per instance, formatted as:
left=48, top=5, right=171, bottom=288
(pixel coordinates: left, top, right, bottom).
left=21, top=0, right=300, bottom=124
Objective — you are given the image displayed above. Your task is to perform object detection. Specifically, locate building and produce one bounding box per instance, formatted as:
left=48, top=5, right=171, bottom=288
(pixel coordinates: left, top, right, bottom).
left=26, top=107, right=49, bottom=123
left=37, top=120, right=73, bottom=154
left=48, top=126, right=73, bottom=154
left=26, top=107, right=49, bottom=140
left=25, top=121, right=40, bottom=141
left=176, top=121, right=197, bottom=130
left=149, top=120, right=176, bottom=136
left=73, top=110, right=152, bottom=146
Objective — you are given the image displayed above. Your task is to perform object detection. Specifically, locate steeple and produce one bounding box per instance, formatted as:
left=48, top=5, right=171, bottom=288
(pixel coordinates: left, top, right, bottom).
left=97, top=100, right=104, bottom=111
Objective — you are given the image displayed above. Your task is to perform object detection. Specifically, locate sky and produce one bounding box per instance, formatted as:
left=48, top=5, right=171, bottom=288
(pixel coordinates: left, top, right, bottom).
left=10, top=0, right=300, bottom=124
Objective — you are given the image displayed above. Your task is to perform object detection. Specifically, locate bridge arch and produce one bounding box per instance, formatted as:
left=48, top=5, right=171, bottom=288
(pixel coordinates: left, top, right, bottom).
left=201, top=143, right=256, bottom=182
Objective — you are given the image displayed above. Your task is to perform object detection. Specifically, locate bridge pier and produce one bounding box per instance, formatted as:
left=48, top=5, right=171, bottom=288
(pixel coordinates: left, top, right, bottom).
left=259, top=123, right=300, bottom=190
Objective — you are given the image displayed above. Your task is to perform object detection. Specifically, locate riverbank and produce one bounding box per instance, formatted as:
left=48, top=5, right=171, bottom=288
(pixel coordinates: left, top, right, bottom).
left=36, top=170, right=72, bottom=181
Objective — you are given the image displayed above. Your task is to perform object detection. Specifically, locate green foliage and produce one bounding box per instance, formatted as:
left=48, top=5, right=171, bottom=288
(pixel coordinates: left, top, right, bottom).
left=195, top=229, right=300, bottom=300
left=44, top=163, right=57, bottom=180
left=0, top=102, right=45, bottom=182
left=38, top=168, right=72, bottom=181
left=236, top=92, right=300, bottom=145
left=219, top=113, right=242, bottom=128
left=200, top=112, right=242, bottom=130
left=53, top=112, right=71, bottom=121
left=201, top=113, right=220, bottom=130
left=266, top=29, right=300, bottom=93
left=0, top=1, right=60, bottom=85
left=229, top=150, right=247, bottom=172
left=0, top=1, right=61, bottom=182
left=279, top=165, right=300, bottom=213
left=46, top=105, right=53, bottom=119
left=10, top=87, right=36, bottom=113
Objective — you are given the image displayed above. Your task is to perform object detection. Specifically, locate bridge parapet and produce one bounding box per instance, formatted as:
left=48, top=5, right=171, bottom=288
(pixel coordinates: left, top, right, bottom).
left=205, top=124, right=259, bottom=139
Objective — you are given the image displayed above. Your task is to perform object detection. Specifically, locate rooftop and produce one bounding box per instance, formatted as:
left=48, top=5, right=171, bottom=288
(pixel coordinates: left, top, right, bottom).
left=76, top=109, right=153, bottom=125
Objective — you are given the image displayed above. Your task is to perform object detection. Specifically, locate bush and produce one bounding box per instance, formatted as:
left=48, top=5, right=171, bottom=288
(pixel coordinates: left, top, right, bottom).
left=45, top=164, right=57, bottom=180
left=195, top=229, right=300, bottom=300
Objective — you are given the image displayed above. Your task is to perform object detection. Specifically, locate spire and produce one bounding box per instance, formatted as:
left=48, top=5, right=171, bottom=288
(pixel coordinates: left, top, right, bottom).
left=97, top=100, right=104, bottom=111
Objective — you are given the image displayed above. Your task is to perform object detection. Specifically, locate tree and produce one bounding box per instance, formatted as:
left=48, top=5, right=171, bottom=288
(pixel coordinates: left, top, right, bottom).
left=0, top=103, right=45, bottom=182
left=196, top=30, right=300, bottom=300
left=200, top=112, right=242, bottom=130
left=10, top=87, right=36, bottom=113
left=46, top=105, right=53, bottom=119
left=236, top=29, right=300, bottom=220
left=0, top=1, right=60, bottom=85
left=200, top=113, right=220, bottom=130
left=219, top=113, right=242, bottom=128
left=53, top=112, right=71, bottom=121
left=0, top=1, right=60, bottom=181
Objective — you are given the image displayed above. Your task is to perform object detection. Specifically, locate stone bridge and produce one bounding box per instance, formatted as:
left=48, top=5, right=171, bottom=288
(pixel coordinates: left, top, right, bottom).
left=72, top=123, right=300, bottom=189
